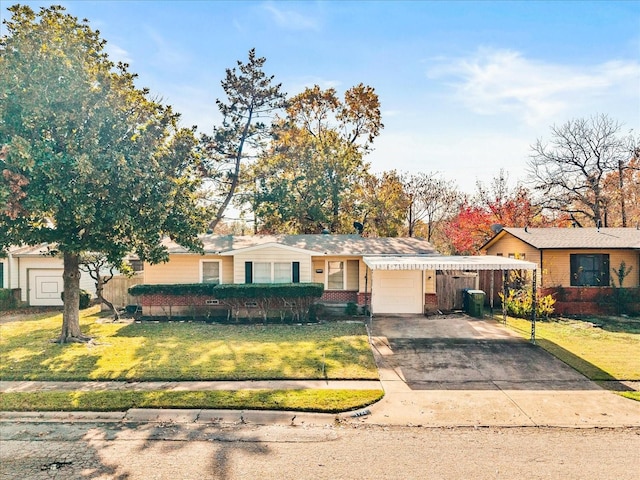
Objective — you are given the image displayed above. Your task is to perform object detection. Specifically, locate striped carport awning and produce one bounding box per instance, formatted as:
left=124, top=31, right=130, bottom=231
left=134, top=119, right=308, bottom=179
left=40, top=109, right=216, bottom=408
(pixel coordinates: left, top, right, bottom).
left=362, top=255, right=538, bottom=271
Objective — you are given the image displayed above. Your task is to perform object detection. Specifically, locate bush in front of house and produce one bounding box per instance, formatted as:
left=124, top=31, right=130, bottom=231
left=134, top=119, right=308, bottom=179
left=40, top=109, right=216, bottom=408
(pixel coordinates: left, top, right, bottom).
left=60, top=289, right=92, bottom=309
left=128, top=283, right=219, bottom=296
left=0, top=288, right=18, bottom=310
left=499, top=288, right=556, bottom=320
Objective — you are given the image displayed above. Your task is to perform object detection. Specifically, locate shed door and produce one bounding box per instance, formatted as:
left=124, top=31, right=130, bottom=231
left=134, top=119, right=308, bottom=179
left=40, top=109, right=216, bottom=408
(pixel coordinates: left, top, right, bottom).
left=372, top=270, right=423, bottom=314
left=28, top=269, right=64, bottom=306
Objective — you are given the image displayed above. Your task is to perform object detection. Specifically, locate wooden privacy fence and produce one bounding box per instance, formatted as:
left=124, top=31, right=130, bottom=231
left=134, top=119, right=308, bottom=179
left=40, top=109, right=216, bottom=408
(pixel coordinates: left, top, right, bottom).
left=101, top=273, right=143, bottom=310
left=436, top=272, right=477, bottom=311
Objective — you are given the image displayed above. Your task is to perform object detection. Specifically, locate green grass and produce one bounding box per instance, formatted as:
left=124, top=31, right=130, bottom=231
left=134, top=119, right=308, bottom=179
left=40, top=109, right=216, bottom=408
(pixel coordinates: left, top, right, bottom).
left=0, top=309, right=378, bottom=381
left=501, top=315, right=640, bottom=381
left=0, top=309, right=383, bottom=412
left=0, top=389, right=384, bottom=413
left=619, top=392, right=640, bottom=402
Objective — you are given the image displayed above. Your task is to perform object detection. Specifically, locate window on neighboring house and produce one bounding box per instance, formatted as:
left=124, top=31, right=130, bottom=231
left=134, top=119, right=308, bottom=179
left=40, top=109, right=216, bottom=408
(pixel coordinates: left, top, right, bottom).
left=327, top=261, right=344, bottom=290
left=570, top=254, right=610, bottom=286
left=245, top=261, right=301, bottom=283
left=201, top=261, right=220, bottom=284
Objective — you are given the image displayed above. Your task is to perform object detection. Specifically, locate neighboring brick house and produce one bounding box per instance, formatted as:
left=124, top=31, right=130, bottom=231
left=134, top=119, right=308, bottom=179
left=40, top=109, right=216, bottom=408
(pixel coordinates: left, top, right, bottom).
left=482, top=227, right=640, bottom=315
left=140, top=234, right=440, bottom=317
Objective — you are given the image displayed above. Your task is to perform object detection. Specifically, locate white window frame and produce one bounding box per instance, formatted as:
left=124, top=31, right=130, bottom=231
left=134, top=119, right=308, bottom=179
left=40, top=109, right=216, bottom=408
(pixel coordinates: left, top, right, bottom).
left=273, top=262, right=292, bottom=283
left=199, top=260, right=222, bottom=284
left=253, top=262, right=272, bottom=283
left=326, top=260, right=345, bottom=290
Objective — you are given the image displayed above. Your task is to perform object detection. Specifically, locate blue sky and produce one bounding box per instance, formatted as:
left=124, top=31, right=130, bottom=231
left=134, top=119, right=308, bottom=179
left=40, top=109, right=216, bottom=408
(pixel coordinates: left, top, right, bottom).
left=3, top=1, right=639, bottom=193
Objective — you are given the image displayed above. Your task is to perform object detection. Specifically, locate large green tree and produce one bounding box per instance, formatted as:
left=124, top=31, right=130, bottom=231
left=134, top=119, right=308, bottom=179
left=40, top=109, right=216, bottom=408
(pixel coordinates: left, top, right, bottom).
left=0, top=5, right=206, bottom=342
left=252, top=84, right=383, bottom=233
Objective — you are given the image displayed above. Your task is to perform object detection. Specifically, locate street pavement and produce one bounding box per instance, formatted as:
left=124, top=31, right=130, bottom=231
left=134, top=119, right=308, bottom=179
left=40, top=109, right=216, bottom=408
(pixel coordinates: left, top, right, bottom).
left=1, top=314, right=639, bottom=428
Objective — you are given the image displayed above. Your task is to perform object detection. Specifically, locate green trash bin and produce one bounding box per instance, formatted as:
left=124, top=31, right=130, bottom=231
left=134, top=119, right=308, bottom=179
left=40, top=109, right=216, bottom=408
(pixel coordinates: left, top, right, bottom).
left=466, top=289, right=485, bottom=318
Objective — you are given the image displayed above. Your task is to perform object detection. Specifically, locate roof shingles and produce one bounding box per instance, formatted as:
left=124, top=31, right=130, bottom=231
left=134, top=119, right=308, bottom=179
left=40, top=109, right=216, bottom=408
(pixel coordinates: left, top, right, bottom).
left=498, top=228, right=640, bottom=249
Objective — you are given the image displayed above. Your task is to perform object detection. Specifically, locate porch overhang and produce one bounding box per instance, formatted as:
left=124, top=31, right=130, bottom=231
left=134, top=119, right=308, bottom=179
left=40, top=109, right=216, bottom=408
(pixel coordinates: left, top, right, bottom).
left=362, top=255, right=537, bottom=271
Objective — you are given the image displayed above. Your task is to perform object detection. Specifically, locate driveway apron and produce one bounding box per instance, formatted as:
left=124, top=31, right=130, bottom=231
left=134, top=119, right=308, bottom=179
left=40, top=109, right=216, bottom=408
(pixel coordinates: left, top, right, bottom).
left=362, top=314, right=640, bottom=427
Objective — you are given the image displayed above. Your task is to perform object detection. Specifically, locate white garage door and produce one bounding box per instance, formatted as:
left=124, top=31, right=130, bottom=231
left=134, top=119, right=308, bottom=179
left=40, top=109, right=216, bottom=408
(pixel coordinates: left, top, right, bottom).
left=372, top=270, right=423, bottom=314
left=28, top=269, right=64, bottom=306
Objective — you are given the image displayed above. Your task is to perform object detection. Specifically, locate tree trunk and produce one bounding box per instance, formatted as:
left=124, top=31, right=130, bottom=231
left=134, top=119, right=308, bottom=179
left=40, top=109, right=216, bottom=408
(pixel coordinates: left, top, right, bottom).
left=96, top=276, right=120, bottom=321
left=57, top=252, right=91, bottom=343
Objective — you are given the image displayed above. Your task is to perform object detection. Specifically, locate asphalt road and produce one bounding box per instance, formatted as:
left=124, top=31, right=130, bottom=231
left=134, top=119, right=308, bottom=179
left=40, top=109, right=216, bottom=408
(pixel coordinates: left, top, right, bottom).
left=1, top=422, right=639, bottom=479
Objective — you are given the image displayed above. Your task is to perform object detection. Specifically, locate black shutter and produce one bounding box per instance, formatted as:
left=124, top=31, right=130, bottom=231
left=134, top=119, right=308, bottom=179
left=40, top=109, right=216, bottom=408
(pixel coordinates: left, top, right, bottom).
left=0, top=262, right=3, bottom=288
left=245, top=262, right=253, bottom=284
left=570, top=254, right=577, bottom=286
left=292, top=262, right=300, bottom=283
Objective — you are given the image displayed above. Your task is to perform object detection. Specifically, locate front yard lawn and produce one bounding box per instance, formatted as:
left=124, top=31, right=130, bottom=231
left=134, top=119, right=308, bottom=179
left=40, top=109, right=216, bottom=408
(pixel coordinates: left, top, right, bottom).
left=502, top=315, right=640, bottom=383
left=0, top=308, right=382, bottom=412
left=0, top=308, right=378, bottom=381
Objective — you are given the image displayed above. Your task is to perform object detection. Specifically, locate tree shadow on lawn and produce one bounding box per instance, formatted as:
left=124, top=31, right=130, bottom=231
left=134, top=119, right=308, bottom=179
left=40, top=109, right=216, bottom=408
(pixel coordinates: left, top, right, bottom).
left=535, top=338, right=636, bottom=393
left=0, top=322, right=102, bottom=381
left=109, top=321, right=375, bottom=381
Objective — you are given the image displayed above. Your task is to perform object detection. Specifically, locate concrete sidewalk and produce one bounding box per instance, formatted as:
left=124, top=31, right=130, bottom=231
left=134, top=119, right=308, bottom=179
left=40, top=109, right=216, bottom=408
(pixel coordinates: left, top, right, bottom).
left=1, top=371, right=639, bottom=428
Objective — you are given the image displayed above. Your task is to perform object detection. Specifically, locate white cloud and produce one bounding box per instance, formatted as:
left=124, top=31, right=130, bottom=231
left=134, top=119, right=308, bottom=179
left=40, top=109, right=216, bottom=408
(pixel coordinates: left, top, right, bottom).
left=104, top=42, right=133, bottom=66
left=144, top=26, right=192, bottom=69
left=367, top=130, right=531, bottom=195
left=262, top=1, right=321, bottom=31
left=428, top=48, right=640, bottom=127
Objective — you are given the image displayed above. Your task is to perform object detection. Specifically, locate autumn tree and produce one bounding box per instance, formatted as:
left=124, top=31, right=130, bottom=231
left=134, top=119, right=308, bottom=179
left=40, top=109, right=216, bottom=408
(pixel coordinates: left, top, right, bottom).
left=443, top=170, right=558, bottom=255
left=528, top=114, right=631, bottom=227
left=475, top=169, right=550, bottom=228
left=0, top=5, right=206, bottom=342
left=601, top=140, right=640, bottom=227
left=402, top=172, right=460, bottom=240
left=252, top=84, right=383, bottom=233
left=354, top=170, right=408, bottom=237
left=443, top=203, right=494, bottom=255
left=200, top=49, right=286, bottom=231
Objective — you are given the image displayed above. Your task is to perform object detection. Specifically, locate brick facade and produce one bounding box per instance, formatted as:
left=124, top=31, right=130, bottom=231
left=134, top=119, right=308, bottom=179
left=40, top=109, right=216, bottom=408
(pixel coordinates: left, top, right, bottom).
left=424, top=293, right=438, bottom=313
left=541, top=286, right=640, bottom=316
left=320, top=290, right=358, bottom=303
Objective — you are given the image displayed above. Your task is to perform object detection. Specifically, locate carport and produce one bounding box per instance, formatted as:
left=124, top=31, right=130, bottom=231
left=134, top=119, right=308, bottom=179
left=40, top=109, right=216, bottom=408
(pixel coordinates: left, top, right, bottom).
left=363, top=255, right=539, bottom=343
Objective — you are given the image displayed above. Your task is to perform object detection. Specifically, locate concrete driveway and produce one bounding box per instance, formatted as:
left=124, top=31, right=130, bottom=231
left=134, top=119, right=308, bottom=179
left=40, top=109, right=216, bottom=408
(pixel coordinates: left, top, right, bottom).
left=371, top=314, right=593, bottom=390
left=362, top=314, right=640, bottom=427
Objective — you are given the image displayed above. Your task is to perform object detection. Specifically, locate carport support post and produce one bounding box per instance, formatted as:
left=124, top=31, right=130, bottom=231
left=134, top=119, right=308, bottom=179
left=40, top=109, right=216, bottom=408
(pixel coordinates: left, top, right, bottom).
left=489, top=271, right=494, bottom=316
left=530, top=269, right=537, bottom=344
left=502, top=270, right=508, bottom=325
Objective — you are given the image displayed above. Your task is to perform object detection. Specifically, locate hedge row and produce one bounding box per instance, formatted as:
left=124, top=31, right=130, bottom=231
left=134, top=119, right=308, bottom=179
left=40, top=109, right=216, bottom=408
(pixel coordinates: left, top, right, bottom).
left=129, top=283, right=325, bottom=299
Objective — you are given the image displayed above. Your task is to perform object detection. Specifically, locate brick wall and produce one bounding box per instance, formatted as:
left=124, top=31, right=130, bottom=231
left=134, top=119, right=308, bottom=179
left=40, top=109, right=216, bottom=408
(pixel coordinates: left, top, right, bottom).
left=541, top=286, right=640, bottom=316
left=424, top=293, right=438, bottom=313
left=320, top=290, right=358, bottom=303
left=139, top=294, right=214, bottom=307
left=357, top=292, right=371, bottom=305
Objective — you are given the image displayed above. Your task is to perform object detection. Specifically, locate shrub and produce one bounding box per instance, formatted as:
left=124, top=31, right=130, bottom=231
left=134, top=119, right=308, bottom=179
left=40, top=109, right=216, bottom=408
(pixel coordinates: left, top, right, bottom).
left=60, top=289, right=92, bottom=309
left=0, top=288, right=18, bottom=310
left=345, top=302, right=358, bottom=316
left=499, top=287, right=555, bottom=319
